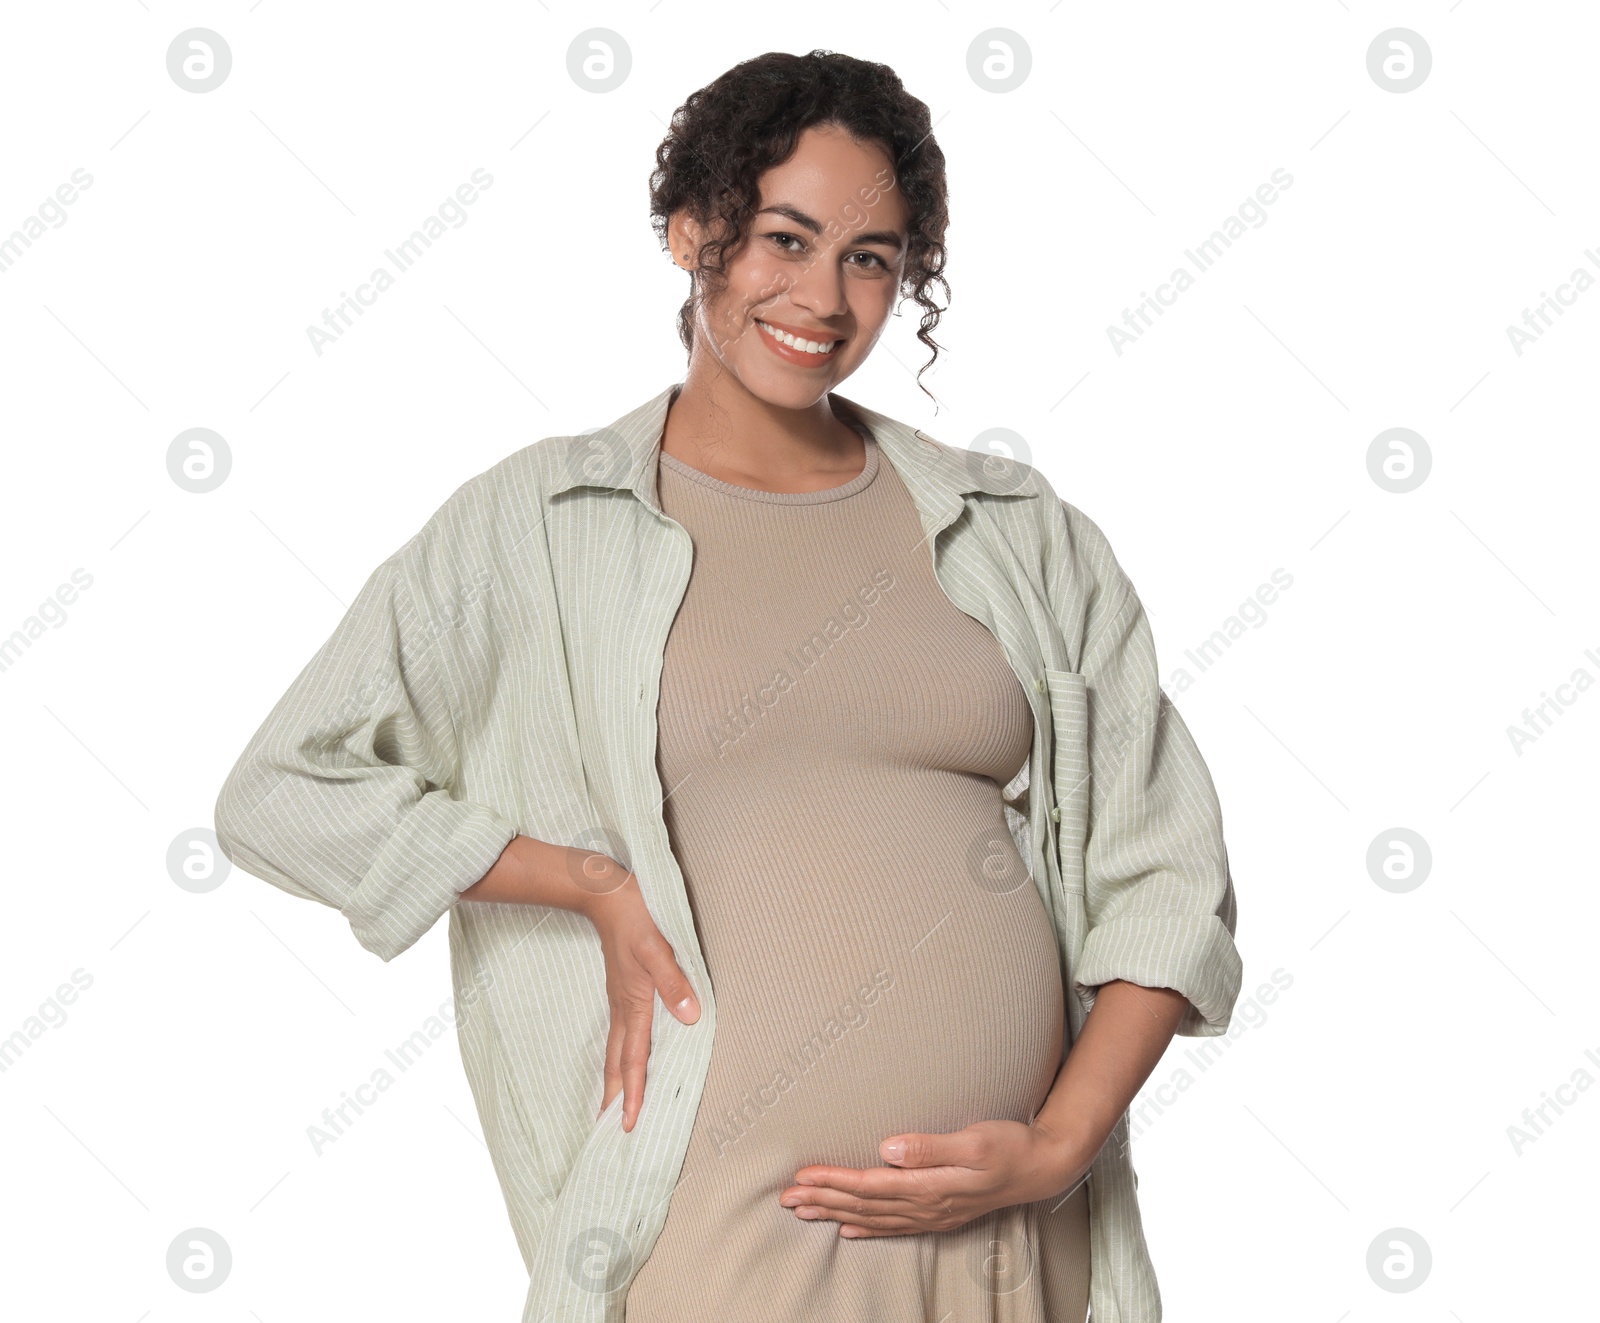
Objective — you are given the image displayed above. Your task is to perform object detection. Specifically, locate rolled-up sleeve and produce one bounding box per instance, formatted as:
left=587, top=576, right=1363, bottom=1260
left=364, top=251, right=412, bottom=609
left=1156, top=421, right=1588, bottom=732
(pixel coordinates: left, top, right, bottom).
left=213, top=554, right=519, bottom=962
left=1060, top=499, right=1242, bottom=1037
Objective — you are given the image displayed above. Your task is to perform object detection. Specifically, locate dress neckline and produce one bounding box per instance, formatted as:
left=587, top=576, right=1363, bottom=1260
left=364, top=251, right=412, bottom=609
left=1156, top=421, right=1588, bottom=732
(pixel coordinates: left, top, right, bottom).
left=657, top=421, right=879, bottom=505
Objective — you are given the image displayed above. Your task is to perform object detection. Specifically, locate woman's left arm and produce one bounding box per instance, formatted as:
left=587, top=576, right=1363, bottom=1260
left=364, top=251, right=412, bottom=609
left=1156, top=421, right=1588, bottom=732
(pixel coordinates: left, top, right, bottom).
left=1027, top=977, right=1190, bottom=1184
left=779, top=499, right=1241, bottom=1235
left=775, top=979, right=1187, bottom=1236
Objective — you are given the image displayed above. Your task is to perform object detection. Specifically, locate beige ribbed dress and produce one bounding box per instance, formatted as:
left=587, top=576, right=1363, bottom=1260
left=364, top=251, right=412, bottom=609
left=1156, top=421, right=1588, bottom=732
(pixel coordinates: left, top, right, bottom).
left=623, top=414, right=1090, bottom=1322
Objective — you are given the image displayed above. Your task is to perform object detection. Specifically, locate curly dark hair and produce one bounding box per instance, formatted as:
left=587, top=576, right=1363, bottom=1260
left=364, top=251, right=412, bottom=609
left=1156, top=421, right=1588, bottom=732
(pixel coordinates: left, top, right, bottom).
left=648, top=49, right=950, bottom=399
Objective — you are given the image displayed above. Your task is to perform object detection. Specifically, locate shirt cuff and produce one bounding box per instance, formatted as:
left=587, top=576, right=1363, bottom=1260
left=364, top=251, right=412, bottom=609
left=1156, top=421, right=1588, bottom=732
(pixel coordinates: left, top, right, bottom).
left=341, top=792, right=521, bottom=962
left=1072, top=912, right=1243, bottom=1036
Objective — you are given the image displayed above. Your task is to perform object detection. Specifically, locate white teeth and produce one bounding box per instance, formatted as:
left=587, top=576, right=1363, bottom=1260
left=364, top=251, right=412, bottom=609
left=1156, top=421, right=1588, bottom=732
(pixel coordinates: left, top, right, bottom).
left=758, top=320, right=838, bottom=354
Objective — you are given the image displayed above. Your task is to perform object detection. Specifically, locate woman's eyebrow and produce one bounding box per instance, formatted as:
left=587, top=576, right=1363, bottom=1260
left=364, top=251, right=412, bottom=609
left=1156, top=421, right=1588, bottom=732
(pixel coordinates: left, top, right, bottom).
left=757, top=203, right=905, bottom=251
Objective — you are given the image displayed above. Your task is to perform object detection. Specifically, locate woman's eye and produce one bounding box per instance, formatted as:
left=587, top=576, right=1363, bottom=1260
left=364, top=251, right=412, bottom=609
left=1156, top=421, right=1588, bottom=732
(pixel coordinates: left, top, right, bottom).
left=766, top=233, right=886, bottom=270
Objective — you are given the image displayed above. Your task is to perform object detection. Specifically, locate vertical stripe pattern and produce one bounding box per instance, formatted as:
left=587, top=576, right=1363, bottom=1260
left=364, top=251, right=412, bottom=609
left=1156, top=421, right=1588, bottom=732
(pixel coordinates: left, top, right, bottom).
left=213, top=381, right=1242, bottom=1322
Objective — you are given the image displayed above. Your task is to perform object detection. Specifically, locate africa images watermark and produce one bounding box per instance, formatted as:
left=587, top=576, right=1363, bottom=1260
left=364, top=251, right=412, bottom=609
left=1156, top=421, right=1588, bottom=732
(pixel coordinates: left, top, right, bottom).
left=704, top=164, right=900, bottom=361
left=305, top=967, right=496, bottom=1155
left=305, top=167, right=495, bottom=357
left=0, top=968, right=94, bottom=1075
left=703, top=567, right=897, bottom=759
left=0, top=568, right=95, bottom=677
left=1106, top=168, right=1295, bottom=356
left=1505, top=644, right=1599, bottom=756
left=704, top=964, right=896, bottom=1160
left=1504, top=246, right=1600, bottom=356
left=1161, top=567, right=1294, bottom=695
left=1505, top=1042, right=1600, bottom=1156
left=0, top=168, right=95, bottom=277
left=1118, top=966, right=1293, bottom=1153
left=305, top=567, right=497, bottom=741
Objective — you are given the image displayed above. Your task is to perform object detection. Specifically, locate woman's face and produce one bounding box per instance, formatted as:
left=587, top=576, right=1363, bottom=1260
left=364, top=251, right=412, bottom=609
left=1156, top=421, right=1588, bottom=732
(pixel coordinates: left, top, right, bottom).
left=672, top=123, right=910, bottom=409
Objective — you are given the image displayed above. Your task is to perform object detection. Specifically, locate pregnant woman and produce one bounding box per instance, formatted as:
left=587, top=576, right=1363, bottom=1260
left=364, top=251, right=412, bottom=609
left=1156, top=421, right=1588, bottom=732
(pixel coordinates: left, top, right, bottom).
left=216, top=47, right=1242, bottom=1323
left=621, top=55, right=1084, bottom=1321
left=600, top=52, right=1190, bottom=1322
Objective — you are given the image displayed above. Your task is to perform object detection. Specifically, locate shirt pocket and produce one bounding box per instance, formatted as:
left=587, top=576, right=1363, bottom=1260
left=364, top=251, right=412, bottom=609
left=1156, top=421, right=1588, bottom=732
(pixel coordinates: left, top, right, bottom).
left=1043, top=667, right=1090, bottom=896
left=483, top=1031, right=543, bottom=1172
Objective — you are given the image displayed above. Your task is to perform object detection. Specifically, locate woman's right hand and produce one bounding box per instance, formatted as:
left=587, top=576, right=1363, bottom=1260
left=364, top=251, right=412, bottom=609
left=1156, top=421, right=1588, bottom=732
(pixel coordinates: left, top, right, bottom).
left=577, top=857, right=701, bottom=1134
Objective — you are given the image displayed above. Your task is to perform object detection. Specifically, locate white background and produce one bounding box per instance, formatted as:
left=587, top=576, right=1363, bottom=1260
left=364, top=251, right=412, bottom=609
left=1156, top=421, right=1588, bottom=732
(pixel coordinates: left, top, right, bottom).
left=1, top=3, right=1595, bottom=1320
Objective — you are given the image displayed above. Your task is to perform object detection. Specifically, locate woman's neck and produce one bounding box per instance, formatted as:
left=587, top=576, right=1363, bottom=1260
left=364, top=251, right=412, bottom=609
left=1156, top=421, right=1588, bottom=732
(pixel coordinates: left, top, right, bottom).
left=659, top=370, right=867, bottom=495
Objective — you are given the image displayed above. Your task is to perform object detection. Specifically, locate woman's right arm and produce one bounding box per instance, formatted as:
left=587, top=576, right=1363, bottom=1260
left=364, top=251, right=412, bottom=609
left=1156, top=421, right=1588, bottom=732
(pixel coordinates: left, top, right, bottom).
left=461, top=836, right=702, bottom=1134
left=214, top=546, right=699, bottom=1131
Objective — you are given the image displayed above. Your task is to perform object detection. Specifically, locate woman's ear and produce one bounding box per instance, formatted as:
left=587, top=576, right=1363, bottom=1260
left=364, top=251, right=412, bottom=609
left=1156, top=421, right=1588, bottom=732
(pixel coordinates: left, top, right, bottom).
left=667, top=211, right=702, bottom=270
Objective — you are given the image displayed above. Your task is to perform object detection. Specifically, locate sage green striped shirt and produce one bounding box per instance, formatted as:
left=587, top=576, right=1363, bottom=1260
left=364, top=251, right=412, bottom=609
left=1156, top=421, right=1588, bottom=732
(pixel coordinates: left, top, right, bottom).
left=214, top=380, right=1242, bottom=1323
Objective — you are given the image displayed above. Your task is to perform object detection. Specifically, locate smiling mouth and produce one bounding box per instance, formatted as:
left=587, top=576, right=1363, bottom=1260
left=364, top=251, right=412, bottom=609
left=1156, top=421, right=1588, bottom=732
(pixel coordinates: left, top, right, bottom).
left=755, top=319, right=844, bottom=356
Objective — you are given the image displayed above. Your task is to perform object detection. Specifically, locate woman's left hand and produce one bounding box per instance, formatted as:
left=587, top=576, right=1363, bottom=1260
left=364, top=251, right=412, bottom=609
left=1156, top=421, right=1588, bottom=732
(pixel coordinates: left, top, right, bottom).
left=778, top=1118, right=1095, bottom=1238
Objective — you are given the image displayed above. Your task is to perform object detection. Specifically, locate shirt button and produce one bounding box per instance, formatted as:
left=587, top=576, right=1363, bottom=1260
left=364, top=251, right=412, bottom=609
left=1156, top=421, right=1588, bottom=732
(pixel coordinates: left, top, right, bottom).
left=1050, top=805, right=1062, bottom=822
left=1035, top=675, right=1048, bottom=694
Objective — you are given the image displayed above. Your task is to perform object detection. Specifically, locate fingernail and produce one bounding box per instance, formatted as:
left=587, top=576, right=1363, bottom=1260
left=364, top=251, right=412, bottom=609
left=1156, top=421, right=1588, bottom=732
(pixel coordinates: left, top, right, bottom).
left=883, top=1140, right=905, bottom=1161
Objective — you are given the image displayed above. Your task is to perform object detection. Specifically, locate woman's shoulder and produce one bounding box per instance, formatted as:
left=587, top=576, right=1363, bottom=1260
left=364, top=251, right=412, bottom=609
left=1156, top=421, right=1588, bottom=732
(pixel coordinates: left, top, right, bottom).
left=361, top=431, right=588, bottom=603
left=878, top=411, right=1110, bottom=557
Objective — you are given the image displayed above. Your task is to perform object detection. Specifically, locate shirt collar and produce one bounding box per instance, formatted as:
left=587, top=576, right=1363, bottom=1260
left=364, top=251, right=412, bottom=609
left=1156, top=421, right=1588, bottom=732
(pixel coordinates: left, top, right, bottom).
left=544, top=381, right=1039, bottom=526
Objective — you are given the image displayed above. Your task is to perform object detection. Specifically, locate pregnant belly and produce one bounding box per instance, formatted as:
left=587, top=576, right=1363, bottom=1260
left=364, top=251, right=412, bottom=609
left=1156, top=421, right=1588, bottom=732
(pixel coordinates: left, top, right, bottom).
left=675, top=816, right=1066, bottom=1176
